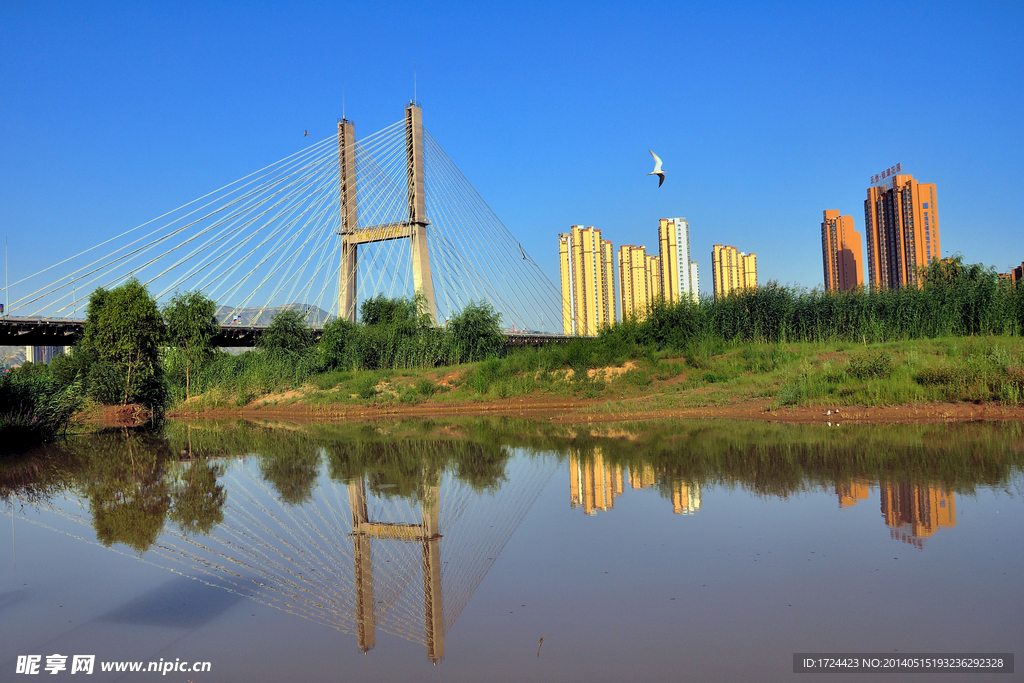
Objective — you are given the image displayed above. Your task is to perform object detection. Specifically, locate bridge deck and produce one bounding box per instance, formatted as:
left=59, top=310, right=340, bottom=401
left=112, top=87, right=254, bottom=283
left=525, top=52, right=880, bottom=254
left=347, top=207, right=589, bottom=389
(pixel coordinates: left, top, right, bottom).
left=0, top=318, right=575, bottom=348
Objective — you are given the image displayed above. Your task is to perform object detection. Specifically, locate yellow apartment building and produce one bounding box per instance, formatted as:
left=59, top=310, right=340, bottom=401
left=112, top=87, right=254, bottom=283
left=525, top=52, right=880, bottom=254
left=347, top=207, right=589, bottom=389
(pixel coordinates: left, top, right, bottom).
left=559, top=225, right=616, bottom=335
left=711, top=244, right=757, bottom=298
left=568, top=449, right=624, bottom=515
left=618, top=244, right=661, bottom=321
left=835, top=479, right=871, bottom=508
left=657, top=217, right=699, bottom=303
left=880, top=482, right=956, bottom=548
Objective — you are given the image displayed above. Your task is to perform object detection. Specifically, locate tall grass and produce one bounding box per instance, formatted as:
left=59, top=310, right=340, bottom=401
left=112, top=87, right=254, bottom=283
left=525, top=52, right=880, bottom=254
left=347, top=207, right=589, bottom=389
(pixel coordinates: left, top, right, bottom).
left=604, top=258, right=1024, bottom=351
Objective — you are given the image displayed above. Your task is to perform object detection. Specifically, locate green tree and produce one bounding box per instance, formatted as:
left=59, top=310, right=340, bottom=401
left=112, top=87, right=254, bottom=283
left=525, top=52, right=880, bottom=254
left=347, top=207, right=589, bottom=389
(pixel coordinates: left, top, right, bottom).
left=258, top=309, right=314, bottom=354
left=317, top=317, right=359, bottom=370
left=444, top=301, right=504, bottom=363
left=163, top=291, right=220, bottom=400
left=81, top=279, right=165, bottom=406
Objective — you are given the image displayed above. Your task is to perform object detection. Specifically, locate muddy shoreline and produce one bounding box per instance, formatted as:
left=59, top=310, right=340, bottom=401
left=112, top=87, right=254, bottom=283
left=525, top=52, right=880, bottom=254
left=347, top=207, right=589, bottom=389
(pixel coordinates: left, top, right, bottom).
left=159, top=397, right=1024, bottom=426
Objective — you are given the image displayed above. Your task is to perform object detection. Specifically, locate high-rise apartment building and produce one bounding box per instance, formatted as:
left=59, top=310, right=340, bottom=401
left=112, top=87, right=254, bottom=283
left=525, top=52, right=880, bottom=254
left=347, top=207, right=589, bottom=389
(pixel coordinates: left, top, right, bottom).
left=864, top=174, right=940, bottom=290
left=821, top=210, right=864, bottom=292
left=559, top=225, right=615, bottom=336
left=24, top=346, right=67, bottom=365
left=617, top=245, right=661, bottom=321
left=657, top=218, right=699, bottom=303
left=711, top=245, right=757, bottom=298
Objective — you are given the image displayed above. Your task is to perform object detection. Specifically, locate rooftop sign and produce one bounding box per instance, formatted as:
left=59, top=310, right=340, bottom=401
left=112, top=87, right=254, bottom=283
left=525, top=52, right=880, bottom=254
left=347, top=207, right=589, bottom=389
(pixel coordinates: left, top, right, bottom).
left=870, top=163, right=902, bottom=186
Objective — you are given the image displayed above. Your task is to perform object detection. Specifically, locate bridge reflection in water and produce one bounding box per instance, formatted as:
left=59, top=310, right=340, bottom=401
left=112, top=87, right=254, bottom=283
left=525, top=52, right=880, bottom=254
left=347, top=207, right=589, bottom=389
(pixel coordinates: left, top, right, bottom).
left=10, top=447, right=558, bottom=663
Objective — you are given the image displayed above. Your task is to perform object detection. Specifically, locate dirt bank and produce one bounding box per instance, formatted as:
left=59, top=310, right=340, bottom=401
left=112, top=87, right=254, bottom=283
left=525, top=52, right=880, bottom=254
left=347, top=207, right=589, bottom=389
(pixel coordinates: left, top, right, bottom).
left=166, top=395, right=1024, bottom=426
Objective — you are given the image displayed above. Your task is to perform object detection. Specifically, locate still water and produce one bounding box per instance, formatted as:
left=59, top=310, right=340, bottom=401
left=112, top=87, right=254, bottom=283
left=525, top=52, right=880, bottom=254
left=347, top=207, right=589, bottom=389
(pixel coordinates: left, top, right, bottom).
left=1, top=419, right=1022, bottom=682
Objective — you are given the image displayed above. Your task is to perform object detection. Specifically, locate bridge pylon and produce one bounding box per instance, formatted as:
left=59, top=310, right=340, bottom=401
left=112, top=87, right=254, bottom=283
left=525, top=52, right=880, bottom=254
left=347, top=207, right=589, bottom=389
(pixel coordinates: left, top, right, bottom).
left=337, top=102, right=438, bottom=324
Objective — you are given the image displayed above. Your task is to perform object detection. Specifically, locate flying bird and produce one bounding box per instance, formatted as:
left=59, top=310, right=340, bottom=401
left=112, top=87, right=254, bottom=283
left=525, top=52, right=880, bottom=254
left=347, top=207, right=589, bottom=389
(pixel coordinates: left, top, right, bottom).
left=518, top=242, right=537, bottom=266
left=648, top=150, right=665, bottom=187
left=304, top=130, right=309, bottom=137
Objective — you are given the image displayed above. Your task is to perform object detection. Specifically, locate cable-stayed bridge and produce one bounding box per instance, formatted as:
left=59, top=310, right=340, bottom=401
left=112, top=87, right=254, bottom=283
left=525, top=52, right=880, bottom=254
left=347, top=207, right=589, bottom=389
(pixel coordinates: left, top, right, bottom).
left=1, top=102, right=568, bottom=346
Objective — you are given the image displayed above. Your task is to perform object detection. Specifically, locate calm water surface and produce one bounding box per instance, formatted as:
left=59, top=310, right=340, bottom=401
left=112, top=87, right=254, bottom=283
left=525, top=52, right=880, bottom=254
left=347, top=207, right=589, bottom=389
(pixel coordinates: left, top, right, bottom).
left=1, top=419, right=1022, bottom=682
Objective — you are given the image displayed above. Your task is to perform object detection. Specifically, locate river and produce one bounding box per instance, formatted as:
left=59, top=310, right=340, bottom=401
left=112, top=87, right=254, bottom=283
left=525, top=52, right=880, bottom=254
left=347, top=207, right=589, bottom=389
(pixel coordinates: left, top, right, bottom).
left=1, top=418, right=1021, bottom=681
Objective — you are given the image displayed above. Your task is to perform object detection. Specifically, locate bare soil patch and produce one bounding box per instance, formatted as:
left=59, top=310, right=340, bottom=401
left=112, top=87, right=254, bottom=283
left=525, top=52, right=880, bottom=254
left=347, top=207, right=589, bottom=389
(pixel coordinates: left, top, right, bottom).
left=77, top=403, right=152, bottom=428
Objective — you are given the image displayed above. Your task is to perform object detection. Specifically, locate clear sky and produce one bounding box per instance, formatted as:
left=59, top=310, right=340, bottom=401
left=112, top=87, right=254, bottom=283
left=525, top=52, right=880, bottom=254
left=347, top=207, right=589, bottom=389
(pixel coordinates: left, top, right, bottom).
left=2, top=1, right=1021, bottom=305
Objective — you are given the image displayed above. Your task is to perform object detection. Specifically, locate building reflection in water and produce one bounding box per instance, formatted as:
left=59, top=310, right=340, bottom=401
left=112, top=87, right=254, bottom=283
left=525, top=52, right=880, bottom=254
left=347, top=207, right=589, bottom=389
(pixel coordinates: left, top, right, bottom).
left=836, top=479, right=871, bottom=508
left=880, top=482, right=956, bottom=548
left=569, top=451, right=700, bottom=516
left=836, top=480, right=956, bottom=548
left=569, top=449, right=624, bottom=514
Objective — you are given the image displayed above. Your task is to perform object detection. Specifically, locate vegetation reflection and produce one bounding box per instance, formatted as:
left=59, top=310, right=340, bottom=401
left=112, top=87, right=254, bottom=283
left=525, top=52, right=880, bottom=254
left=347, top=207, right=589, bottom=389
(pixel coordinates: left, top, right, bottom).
left=2, top=418, right=1021, bottom=554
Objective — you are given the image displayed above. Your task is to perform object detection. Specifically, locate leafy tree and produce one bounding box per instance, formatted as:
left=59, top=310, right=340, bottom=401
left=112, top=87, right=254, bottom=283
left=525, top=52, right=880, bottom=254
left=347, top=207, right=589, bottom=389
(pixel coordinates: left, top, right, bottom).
left=258, top=309, right=314, bottom=354
left=79, top=433, right=174, bottom=553
left=317, top=317, right=359, bottom=370
left=360, top=295, right=423, bottom=327
left=163, top=291, right=220, bottom=399
left=80, top=279, right=165, bottom=406
left=444, top=301, right=504, bottom=363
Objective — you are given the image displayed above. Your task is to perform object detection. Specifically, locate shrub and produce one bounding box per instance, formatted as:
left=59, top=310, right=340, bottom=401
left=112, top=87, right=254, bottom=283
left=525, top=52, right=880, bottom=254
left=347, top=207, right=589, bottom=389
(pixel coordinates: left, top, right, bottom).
left=0, top=373, right=82, bottom=454
left=848, top=352, right=894, bottom=379
left=416, top=378, right=438, bottom=397
left=355, top=374, right=378, bottom=399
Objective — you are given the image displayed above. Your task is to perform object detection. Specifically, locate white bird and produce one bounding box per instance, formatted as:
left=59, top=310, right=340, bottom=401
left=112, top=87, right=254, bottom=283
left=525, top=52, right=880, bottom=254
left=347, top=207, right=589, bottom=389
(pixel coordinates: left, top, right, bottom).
left=648, top=150, right=665, bottom=187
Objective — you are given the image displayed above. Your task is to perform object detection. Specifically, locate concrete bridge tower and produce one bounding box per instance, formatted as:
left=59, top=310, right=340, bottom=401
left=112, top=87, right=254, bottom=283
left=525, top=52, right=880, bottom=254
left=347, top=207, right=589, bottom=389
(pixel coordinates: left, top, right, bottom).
left=336, top=102, right=437, bottom=324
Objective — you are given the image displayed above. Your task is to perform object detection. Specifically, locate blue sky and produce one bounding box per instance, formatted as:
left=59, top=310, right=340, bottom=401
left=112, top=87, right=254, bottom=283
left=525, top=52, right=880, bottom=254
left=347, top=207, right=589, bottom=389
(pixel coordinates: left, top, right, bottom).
left=2, top=1, right=1021, bottom=306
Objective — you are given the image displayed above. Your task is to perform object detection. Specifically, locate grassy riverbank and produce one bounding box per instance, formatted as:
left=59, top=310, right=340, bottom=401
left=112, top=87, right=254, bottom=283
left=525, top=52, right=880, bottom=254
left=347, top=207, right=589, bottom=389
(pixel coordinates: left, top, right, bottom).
left=169, top=335, right=1024, bottom=420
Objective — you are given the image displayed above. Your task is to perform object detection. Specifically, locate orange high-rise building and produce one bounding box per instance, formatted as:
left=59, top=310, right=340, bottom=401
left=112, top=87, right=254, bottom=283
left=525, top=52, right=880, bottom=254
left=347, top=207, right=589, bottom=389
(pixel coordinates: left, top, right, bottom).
left=864, top=174, right=940, bottom=290
left=821, top=211, right=864, bottom=292
left=629, top=463, right=657, bottom=489
left=671, top=481, right=702, bottom=514
left=711, top=244, right=757, bottom=299
left=658, top=217, right=699, bottom=303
